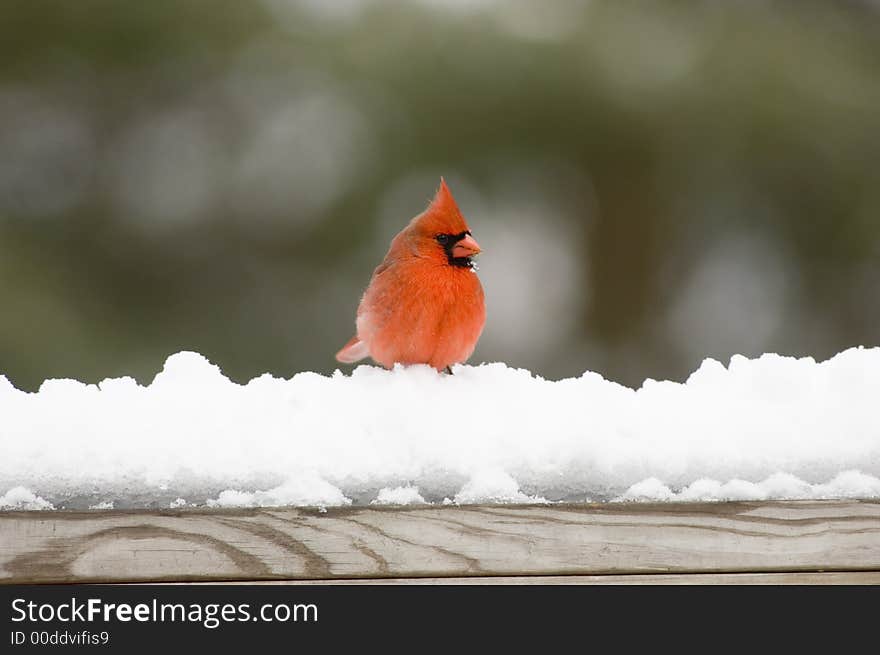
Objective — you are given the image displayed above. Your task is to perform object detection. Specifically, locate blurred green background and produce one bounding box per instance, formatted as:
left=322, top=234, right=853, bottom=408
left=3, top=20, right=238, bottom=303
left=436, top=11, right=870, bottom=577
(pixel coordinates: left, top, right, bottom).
left=1, top=0, right=879, bottom=391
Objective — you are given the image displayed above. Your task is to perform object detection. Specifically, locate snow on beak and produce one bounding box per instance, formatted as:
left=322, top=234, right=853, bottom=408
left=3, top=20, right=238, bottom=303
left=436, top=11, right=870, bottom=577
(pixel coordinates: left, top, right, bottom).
left=452, top=234, right=481, bottom=258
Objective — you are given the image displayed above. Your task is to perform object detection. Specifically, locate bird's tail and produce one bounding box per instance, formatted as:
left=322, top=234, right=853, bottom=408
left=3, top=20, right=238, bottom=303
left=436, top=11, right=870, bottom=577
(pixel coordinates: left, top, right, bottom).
left=335, top=335, right=370, bottom=364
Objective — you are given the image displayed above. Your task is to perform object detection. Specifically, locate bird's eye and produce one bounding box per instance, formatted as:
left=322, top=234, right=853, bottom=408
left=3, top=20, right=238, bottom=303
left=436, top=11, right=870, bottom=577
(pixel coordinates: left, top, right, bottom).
left=436, top=234, right=449, bottom=245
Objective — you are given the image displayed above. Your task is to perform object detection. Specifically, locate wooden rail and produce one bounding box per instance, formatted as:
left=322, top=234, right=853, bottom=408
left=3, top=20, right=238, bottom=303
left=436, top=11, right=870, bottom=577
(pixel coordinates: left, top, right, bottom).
left=2, top=500, right=879, bottom=584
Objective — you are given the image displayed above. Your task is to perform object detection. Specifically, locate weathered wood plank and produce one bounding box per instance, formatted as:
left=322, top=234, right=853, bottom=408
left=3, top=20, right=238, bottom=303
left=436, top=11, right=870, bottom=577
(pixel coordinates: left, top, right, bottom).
left=1, top=500, right=878, bottom=584
left=186, top=571, right=880, bottom=585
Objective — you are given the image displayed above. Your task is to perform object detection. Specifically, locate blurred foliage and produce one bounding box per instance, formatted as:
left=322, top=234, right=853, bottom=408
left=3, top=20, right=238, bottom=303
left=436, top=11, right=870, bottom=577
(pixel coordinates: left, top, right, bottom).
left=1, top=0, right=879, bottom=390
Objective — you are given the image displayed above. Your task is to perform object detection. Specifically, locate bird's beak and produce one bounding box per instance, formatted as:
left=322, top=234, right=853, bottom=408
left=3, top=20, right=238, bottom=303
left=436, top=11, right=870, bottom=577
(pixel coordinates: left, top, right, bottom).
left=452, top=234, right=482, bottom=258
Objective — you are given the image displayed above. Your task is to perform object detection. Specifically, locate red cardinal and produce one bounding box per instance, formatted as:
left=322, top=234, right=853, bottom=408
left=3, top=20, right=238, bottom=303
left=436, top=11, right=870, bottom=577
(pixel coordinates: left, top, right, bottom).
left=336, top=179, right=485, bottom=373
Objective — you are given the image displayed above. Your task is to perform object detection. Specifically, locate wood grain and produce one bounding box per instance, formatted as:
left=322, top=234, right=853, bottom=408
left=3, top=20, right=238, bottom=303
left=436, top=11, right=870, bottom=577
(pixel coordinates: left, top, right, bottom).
left=1, top=500, right=879, bottom=584
left=184, top=572, right=880, bottom=585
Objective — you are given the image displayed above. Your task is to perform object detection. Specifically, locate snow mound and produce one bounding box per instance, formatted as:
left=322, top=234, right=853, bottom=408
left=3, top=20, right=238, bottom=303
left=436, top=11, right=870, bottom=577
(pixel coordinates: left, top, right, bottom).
left=1, top=347, right=879, bottom=509
left=0, top=486, right=54, bottom=510
left=372, top=485, right=427, bottom=506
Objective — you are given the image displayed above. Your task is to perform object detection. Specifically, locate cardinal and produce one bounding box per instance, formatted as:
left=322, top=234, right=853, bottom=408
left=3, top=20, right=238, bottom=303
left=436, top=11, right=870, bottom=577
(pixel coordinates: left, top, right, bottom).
left=335, top=179, right=485, bottom=373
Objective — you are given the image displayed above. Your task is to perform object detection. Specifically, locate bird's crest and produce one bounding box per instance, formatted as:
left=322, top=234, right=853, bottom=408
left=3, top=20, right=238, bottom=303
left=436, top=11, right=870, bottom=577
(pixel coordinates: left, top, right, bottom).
left=411, top=178, right=470, bottom=236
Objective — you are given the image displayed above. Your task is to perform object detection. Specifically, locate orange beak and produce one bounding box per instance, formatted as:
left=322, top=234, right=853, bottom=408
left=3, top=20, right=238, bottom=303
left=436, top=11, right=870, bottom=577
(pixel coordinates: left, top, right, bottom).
left=452, top=234, right=481, bottom=258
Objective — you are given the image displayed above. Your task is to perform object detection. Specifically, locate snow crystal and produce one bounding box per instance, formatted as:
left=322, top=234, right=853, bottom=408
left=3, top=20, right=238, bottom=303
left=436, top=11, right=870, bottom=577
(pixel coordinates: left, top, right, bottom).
left=1, top=347, right=879, bottom=509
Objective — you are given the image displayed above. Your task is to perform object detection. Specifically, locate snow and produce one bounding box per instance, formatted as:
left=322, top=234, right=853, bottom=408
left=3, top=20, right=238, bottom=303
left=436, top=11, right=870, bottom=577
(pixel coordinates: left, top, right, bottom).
left=372, top=485, right=427, bottom=505
left=206, top=474, right=352, bottom=508
left=615, top=471, right=880, bottom=502
left=452, top=469, right=548, bottom=505
left=1, top=347, right=879, bottom=510
left=0, top=486, right=54, bottom=510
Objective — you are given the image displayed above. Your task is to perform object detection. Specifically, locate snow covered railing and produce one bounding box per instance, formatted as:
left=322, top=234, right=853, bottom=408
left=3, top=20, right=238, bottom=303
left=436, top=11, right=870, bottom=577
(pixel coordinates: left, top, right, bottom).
left=2, top=348, right=879, bottom=583
left=3, top=349, right=880, bottom=510
left=2, top=501, right=880, bottom=584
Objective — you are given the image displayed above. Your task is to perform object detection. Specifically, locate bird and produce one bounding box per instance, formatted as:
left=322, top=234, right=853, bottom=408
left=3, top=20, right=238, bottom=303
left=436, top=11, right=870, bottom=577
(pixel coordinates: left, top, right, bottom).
left=335, top=178, right=485, bottom=373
